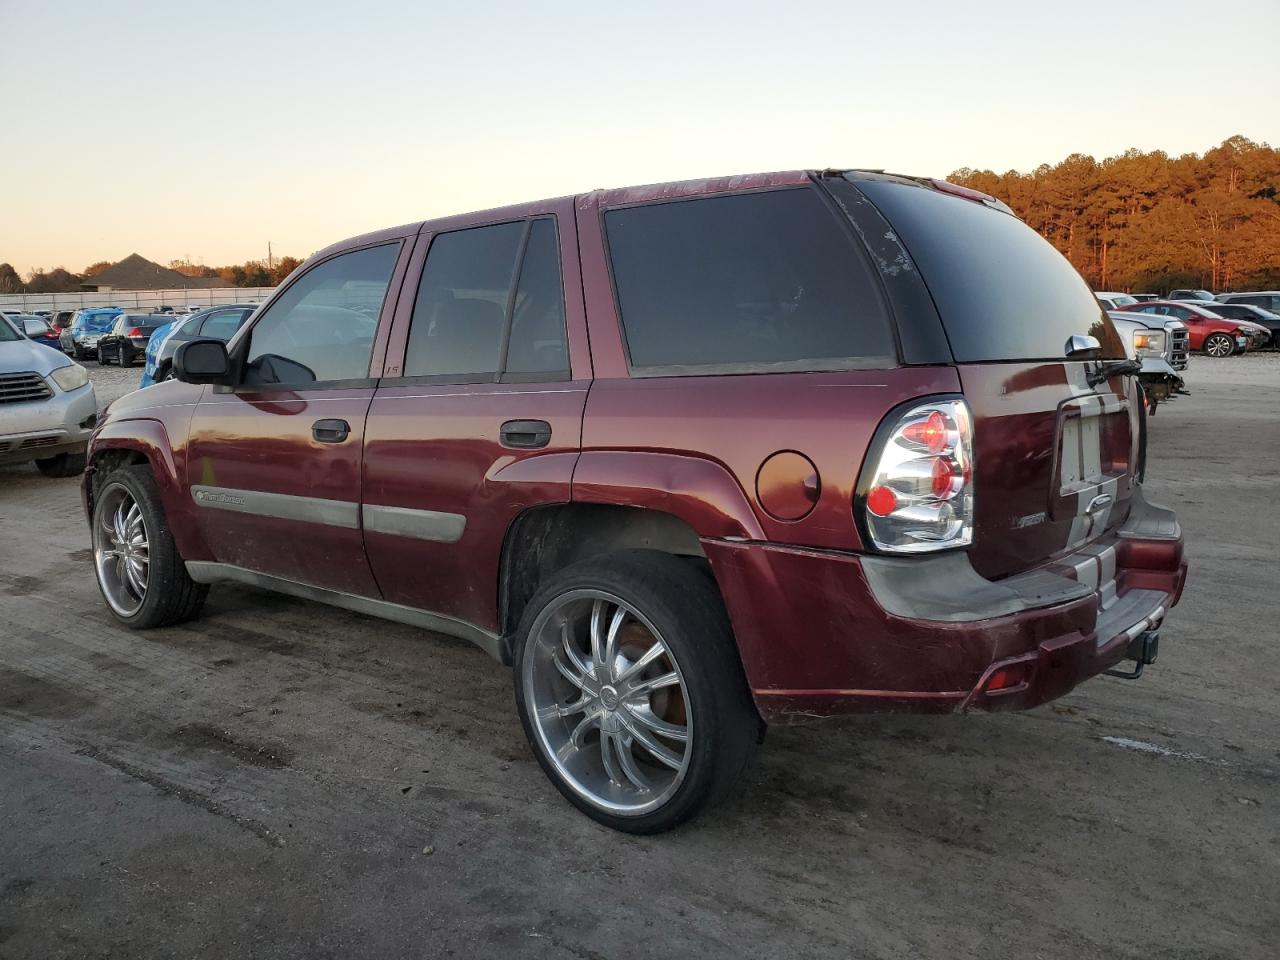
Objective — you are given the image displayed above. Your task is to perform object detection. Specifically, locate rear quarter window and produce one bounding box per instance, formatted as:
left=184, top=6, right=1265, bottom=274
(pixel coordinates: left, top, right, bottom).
left=604, top=187, right=896, bottom=374
left=853, top=178, right=1123, bottom=361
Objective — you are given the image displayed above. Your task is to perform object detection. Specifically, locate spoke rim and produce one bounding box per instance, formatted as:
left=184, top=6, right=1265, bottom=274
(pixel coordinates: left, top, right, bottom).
left=523, top=588, right=693, bottom=816
left=92, top=483, right=150, bottom=617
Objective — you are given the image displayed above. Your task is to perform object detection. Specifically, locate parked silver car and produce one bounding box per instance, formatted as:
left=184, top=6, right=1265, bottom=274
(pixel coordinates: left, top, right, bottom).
left=0, top=314, right=98, bottom=476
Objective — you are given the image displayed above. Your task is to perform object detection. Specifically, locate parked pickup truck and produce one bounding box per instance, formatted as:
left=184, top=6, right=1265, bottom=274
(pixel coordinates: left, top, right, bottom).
left=82, top=170, right=1188, bottom=833
left=1107, top=310, right=1189, bottom=413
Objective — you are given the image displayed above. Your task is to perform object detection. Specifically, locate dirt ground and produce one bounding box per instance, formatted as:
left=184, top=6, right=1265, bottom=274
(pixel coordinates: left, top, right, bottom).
left=1, top=356, right=1276, bottom=959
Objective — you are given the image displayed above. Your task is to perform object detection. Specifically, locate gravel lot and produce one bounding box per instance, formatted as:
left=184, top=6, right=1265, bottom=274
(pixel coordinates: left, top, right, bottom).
left=1, top=356, right=1277, bottom=959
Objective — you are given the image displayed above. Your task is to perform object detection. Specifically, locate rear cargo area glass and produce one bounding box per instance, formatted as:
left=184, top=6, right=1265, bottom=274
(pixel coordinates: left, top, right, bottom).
left=853, top=178, right=1122, bottom=362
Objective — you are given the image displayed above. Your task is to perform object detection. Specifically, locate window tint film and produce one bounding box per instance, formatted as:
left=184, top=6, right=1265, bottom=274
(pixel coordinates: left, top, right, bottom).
left=200, top=308, right=252, bottom=342
left=852, top=178, right=1123, bottom=362
left=506, top=218, right=568, bottom=376
left=245, top=243, right=398, bottom=386
left=605, top=188, right=894, bottom=373
left=404, top=222, right=523, bottom=378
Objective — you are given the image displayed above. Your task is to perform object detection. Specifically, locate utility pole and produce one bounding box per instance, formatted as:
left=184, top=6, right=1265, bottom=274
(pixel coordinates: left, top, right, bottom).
left=267, top=241, right=273, bottom=271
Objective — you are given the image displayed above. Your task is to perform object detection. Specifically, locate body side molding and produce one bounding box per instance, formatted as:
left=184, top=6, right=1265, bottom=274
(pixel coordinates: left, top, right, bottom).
left=190, top=485, right=359, bottom=529
left=361, top=504, right=466, bottom=543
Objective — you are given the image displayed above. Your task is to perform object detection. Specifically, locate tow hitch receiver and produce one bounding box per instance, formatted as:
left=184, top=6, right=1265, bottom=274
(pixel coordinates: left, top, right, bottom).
left=1105, top=630, right=1160, bottom=681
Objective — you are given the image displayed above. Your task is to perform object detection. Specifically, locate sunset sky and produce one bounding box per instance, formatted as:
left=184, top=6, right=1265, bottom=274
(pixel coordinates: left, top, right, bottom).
left=4, top=0, right=1278, bottom=275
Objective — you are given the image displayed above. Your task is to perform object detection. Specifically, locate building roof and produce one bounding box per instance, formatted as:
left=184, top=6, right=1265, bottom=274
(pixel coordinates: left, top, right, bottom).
left=81, top=254, right=224, bottom=290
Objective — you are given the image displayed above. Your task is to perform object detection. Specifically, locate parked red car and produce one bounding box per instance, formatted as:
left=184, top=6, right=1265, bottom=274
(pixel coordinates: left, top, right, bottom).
left=83, top=170, right=1187, bottom=833
left=1130, top=300, right=1267, bottom=355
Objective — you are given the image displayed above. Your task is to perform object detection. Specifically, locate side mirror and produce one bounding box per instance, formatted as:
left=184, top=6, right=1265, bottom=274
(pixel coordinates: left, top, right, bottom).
left=1065, top=334, right=1102, bottom=359
left=173, top=339, right=232, bottom=384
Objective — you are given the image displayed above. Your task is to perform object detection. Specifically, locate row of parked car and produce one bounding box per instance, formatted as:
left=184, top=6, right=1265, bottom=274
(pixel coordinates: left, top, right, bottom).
left=0, top=304, right=260, bottom=478
left=1, top=304, right=260, bottom=384
left=1096, top=290, right=1280, bottom=357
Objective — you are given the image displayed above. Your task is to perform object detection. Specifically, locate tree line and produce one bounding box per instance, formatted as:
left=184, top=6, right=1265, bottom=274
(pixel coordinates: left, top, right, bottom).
left=950, top=135, right=1280, bottom=293
left=0, top=256, right=304, bottom=295
left=6, top=136, right=1278, bottom=298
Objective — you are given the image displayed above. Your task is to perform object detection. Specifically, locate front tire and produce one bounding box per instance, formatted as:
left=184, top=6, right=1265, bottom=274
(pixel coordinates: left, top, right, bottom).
left=513, top=550, right=759, bottom=834
left=1204, top=333, right=1234, bottom=357
left=91, top=464, right=208, bottom=628
left=36, top=452, right=86, bottom=478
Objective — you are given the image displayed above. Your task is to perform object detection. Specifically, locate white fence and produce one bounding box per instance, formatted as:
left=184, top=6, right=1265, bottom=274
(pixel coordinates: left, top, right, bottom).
left=0, top=287, right=277, bottom=313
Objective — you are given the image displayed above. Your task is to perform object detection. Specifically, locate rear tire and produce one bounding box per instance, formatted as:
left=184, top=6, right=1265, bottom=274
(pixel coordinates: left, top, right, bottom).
left=72, top=345, right=85, bottom=360
left=35, top=452, right=86, bottom=478
left=1204, top=333, right=1234, bottom=357
left=513, top=550, right=759, bottom=834
left=91, top=464, right=208, bottom=628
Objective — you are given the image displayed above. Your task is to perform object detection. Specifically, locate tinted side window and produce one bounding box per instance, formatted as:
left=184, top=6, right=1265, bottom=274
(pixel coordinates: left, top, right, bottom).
left=199, top=308, right=252, bottom=342
left=404, top=222, right=522, bottom=378
left=403, top=218, right=567, bottom=380
left=606, top=188, right=894, bottom=372
left=245, top=244, right=399, bottom=386
left=506, top=219, right=568, bottom=376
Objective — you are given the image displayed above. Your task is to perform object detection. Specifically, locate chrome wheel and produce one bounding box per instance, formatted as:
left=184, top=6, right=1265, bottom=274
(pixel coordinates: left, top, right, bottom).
left=1205, top=334, right=1233, bottom=357
left=523, top=590, right=693, bottom=816
left=93, top=483, right=150, bottom=617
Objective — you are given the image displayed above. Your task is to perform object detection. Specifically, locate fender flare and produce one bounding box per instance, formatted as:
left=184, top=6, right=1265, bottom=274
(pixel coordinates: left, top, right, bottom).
left=570, top=450, right=764, bottom=541
left=88, top=417, right=212, bottom=562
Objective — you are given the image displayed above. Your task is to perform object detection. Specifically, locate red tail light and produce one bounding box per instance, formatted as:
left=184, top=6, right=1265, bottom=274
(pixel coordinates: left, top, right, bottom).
left=127, top=327, right=142, bottom=337
left=902, top=410, right=949, bottom=453
left=859, top=398, right=975, bottom=553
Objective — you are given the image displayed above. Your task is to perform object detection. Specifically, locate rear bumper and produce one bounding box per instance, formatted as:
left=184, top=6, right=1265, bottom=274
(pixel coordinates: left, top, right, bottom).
left=706, top=489, right=1186, bottom=724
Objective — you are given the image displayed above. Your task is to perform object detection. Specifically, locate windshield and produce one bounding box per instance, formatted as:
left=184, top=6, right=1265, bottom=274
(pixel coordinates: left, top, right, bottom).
left=850, top=177, right=1123, bottom=361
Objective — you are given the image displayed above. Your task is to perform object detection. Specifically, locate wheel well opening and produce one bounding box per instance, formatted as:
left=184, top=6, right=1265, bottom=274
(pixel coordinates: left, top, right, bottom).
left=87, top=449, right=148, bottom=515
left=498, top=504, right=708, bottom=657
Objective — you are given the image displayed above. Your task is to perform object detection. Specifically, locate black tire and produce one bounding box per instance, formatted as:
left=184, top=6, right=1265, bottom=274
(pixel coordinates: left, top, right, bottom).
left=91, top=464, right=208, bottom=628
left=513, top=549, right=759, bottom=834
left=35, top=452, right=86, bottom=478
left=157, top=362, right=172, bottom=382
left=1203, top=333, right=1235, bottom=358
left=72, top=344, right=85, bottom=361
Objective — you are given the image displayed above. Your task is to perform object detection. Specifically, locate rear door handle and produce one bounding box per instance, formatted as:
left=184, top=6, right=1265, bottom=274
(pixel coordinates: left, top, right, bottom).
left=312, top=418, right=351, bottom=443
left=500, top=419, right=552, bottom=449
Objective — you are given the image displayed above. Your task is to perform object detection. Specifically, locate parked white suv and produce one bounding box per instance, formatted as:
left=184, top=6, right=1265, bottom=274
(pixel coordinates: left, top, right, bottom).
left=0, top=314, right=98, bottom=476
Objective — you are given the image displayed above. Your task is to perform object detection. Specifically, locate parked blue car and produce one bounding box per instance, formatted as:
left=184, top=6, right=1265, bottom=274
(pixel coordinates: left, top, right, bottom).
left=60, top=308, right=123, bottom=360
left=139, top=303, right=258, bottom=387
left=138, top=317, right=186, bottom=388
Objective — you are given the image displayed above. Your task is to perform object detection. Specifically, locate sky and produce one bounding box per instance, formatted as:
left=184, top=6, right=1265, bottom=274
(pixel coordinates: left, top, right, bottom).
left=3, top=0, right=1278, bottom=275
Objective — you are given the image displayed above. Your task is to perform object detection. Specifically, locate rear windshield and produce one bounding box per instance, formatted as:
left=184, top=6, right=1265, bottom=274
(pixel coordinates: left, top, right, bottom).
left=605, top=187, right=895, bottom=374
left=77, top=313, right=118, bottom=331
left=853, top=178, right=1122, bottom=362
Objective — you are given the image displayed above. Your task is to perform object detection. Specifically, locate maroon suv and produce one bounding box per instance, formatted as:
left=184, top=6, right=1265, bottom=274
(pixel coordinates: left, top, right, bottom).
left=83, top=170, right=1188, bottom=833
